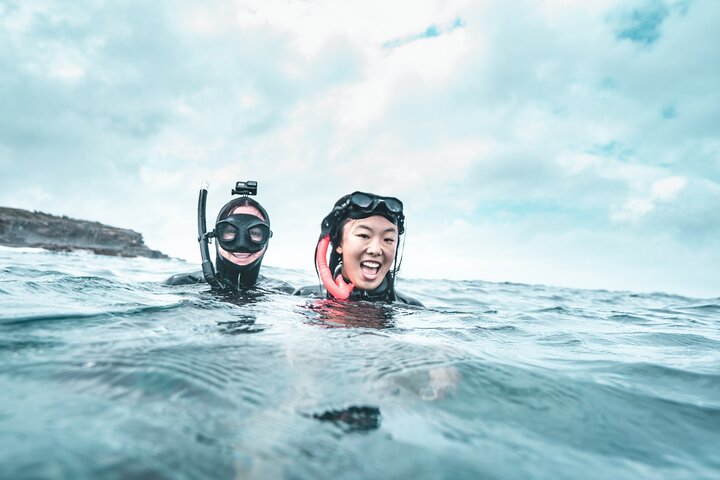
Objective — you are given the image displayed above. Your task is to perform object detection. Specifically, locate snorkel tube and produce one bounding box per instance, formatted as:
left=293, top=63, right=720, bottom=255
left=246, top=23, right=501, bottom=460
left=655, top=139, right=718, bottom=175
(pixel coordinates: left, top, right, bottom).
left=315, top=235, right=354, bottom=300
left=197, top=182, right=223, bottom=289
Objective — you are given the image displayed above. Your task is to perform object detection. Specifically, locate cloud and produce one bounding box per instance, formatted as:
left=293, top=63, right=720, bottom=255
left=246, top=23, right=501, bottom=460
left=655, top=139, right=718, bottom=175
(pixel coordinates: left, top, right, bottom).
left=651, top=175, right=687, bottom=200
left=403, top=210, right=720, bottom=297
left=612, top=175, right=687, bottom=222
left=1, top=0, right=719, bottom=297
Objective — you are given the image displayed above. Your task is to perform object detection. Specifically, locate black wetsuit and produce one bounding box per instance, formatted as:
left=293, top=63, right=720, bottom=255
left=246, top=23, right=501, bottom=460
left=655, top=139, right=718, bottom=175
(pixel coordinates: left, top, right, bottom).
left=164, top=254, right=294, bottom=294
left=165, top=271, right=294, bottom=294
left=294, top=274, right=424, bottom=307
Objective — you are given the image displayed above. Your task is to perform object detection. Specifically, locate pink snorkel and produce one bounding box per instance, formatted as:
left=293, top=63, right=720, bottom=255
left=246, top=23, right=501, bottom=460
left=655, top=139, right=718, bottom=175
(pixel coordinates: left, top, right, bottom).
left=315, top=234, right=354, bottom=300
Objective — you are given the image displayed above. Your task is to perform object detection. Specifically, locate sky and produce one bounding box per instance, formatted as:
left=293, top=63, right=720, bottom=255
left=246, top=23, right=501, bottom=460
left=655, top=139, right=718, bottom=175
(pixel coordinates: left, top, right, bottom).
left=1, top=0, right=719, bottom=298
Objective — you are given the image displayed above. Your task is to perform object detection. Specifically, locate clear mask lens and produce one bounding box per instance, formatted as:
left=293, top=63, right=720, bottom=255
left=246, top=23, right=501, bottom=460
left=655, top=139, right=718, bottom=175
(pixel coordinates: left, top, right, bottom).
left=248, top=226, right=267, bottom=244
left=218, top=223, right=238, bottom=241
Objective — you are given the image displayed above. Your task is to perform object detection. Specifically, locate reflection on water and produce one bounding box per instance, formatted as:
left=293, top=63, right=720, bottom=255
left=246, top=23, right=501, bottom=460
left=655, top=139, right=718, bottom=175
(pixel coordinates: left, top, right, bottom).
left=212, top=290, right=265, bottom=334
left=1, top=249, right=719, bottom=479
left=302, top=299, right=396, bottom=329
left=310, top=405, right=382, bottom=433
left=213, top=288, right=270, bottom=306
left=217, top=315, right=264, bottom=335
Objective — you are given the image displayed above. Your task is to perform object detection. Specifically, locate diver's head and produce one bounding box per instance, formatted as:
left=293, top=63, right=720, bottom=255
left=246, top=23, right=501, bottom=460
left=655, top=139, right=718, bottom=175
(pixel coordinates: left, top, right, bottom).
left=320, top=192, right=404, bottom=291
left=215, top=197, right=272, bottom=270
left=336, top=215, right=398, bottom=291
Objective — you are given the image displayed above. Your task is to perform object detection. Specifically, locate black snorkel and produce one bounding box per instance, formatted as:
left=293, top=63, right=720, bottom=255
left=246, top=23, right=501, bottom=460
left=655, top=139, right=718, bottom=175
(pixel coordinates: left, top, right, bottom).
left=197, top=181, right=223, bottom=289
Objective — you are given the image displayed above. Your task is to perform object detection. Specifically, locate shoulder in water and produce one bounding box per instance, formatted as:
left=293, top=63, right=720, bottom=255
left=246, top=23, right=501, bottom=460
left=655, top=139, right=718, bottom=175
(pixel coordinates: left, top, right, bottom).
left=295, top=191, right=424, bottom=307
left=166, top=271, right=294, bottom=294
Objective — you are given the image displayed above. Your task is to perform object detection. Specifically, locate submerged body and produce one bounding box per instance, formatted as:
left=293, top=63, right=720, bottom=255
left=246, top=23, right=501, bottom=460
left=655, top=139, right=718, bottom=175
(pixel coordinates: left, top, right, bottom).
left=166, top=271, right=294, bottom=294
left=294, top=279, right=422, bottom=305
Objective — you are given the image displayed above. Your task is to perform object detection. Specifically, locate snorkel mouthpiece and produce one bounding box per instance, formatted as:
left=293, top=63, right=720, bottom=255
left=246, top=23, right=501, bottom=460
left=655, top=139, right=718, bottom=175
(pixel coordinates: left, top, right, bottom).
left=316, top=235, right=354, bottom=300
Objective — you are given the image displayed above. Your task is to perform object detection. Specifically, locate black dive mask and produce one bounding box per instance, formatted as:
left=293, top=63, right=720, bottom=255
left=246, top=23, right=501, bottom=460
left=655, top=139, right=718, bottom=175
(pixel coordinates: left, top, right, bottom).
left=348, top=191, right=403, bottom=216
left=322, top=191, right=405, bottom=236
left=215, top=214, right=272, bottom=253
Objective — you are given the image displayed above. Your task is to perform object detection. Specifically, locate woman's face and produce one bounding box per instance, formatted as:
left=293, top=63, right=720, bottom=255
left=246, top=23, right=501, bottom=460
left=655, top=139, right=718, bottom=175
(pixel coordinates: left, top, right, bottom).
left=218, top=205, right=267, bottom=266
left=337, top=215, right=398, bottom=291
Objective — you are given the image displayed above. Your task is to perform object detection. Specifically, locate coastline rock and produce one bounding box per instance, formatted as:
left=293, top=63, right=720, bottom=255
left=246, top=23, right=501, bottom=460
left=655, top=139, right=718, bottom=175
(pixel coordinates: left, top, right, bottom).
left=0, top=207, right=169, bottom=259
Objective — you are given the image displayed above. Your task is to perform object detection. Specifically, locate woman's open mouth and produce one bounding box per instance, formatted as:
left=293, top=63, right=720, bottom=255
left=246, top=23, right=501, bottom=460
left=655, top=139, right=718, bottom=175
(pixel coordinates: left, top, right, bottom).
left=360, top=260, right=381, bottom=280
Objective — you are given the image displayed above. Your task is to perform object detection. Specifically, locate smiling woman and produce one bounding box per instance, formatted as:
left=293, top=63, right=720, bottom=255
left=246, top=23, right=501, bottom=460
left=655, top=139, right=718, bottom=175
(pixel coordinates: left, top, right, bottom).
left=295, top=192, right=423, bottom=306
left=214, top=202, right=270, bottom=273
left=338, top=216, right=398, bottom=291
left=164, top=181, right=293, bottom=293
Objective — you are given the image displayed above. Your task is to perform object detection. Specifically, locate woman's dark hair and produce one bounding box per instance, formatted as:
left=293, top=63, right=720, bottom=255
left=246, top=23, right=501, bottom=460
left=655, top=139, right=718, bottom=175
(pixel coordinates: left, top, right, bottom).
left=327, top=217, right=349, bottom=274
left=215, top=197, right=270, bottom=225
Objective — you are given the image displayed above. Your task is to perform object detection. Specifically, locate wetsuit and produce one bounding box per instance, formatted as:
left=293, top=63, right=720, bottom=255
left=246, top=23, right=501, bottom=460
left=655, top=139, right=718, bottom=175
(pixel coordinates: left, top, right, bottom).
left=294, top=274, right=424, bottom=307
left=165, top=254, right=294, bottom=294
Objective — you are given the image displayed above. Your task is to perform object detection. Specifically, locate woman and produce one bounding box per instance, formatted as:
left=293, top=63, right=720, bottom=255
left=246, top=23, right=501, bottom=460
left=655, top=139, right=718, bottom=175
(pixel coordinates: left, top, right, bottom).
left=166, top=183, right=293, bottom=293
left=295, top=191, right=423, bottom=306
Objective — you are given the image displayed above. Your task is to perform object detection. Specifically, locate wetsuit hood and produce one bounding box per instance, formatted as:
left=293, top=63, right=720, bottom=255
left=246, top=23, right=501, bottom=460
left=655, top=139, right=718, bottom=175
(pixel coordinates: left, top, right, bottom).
left=214, top=197, right=270, bottom=289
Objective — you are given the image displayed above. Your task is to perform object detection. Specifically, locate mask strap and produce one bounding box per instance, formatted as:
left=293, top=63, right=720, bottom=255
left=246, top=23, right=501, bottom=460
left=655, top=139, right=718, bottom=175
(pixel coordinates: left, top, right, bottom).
left=316, top=235, right=354, bottom=300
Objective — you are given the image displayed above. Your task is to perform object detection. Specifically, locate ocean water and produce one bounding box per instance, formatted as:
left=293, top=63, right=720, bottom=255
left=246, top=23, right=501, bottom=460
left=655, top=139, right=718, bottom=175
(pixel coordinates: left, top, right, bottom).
left=1, top=246, right=719, bottom=480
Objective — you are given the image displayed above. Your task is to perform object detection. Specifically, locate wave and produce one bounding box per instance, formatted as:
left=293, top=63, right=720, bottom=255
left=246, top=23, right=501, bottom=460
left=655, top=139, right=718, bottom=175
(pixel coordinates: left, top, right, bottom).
left=2, top=248, right=719, bottom=478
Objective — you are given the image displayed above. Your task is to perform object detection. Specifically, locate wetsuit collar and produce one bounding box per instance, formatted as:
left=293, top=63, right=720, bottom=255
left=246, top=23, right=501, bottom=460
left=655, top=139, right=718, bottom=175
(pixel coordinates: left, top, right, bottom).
left=215, top=254, right=263, bottom=290
left=333, top=266, right=395, bottom=302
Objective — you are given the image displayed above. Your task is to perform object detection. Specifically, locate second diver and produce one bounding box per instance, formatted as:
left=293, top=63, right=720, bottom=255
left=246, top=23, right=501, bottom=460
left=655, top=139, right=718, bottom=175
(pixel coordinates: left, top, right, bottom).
left=165, top=180, right=293, bottom=293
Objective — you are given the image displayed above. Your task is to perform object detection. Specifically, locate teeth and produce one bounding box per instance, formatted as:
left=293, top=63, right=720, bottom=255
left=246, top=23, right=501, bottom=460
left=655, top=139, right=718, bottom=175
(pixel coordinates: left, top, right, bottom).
left=361, top=261, right=381, bottom=268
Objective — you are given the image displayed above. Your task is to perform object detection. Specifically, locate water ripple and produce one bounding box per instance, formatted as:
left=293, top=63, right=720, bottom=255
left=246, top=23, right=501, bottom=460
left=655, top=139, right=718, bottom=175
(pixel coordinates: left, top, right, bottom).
left=1, top=249, right=719, bottom=479
left=0, top=302, right=189, bottom=327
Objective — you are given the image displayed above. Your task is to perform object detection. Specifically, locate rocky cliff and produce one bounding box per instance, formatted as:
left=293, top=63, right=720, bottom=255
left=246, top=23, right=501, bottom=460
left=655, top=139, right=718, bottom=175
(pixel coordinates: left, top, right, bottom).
left=0, top=207, right=169, bottom=259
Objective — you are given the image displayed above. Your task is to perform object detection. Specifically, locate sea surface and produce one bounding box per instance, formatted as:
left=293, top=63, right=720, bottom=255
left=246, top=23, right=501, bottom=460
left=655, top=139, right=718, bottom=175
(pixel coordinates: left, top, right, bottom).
left=1, top=247, right=719, bottom=480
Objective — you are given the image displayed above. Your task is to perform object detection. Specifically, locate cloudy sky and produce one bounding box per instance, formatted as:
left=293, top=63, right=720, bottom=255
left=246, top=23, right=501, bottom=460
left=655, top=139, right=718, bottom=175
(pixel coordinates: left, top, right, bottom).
left=1, top=0, right=718, bottom=297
